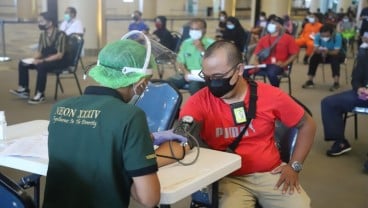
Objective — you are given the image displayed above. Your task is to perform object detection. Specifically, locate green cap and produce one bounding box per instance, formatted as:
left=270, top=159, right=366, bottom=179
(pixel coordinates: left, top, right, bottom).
left=89, top=39, right=156, bottom=89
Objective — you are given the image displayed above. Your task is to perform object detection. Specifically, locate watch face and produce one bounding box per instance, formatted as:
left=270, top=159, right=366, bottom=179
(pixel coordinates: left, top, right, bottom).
left=182, top=115, right=194, bottom=123
left=292, top=161, right=303, bottom=172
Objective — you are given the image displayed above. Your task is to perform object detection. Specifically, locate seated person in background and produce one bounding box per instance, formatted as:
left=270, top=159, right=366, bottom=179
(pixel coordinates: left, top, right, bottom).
left=321, top=32, right=368, bottom=160
left=302, top=24, right=345, bottom=91
left=250, top=11, right=268, bottom=42
left=283, top=14, right=294, bottom=35
left=9, top=12, right=67, bottom=104
left=59, top=6, right=84, bottom=36
left=43, top=39, right=190, bottom=207
left=167, top=18, right=214, bottom=95
left=249, top=16, right=299, bottom=87
left=337, top=14, right=356, bottom=44
left=222, top=16, right=247, bottom=52
left=180, top=40, right=316, bottom=207
left=324, top=9, right=339, bottom=28
left=152, top=16, right=176, bottom=51
left=215, top=11, right=228, bottom=40
left=295, top=13, right=323, bottom=64
left=128, top=10, right=149, bottom=34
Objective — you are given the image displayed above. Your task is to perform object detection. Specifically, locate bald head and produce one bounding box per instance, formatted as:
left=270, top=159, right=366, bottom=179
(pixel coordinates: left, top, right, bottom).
left=204, top=40, right=243, bottom=67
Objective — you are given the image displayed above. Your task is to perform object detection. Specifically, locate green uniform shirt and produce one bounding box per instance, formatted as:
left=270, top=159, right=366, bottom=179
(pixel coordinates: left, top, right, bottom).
left=43, top=86, right=158, bottom=208
left=177, top=37, right=214, bottom=71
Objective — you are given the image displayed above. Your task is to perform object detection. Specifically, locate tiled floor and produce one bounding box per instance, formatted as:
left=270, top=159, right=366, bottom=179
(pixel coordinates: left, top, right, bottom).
left=0, top=22, right=367, bottom=208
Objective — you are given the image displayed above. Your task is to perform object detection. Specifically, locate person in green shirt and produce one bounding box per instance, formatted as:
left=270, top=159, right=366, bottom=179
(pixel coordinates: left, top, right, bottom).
left=168, top=18, right=215, bottom=95
left=43, top=36, right=189, bottom=208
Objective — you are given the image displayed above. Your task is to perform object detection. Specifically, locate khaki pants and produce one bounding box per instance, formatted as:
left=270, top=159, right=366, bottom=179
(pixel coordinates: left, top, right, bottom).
left=218, top=172, right=310, bottom=208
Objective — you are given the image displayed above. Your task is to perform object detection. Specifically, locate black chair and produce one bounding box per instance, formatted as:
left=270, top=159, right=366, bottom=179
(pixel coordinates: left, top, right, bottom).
left=251, top=63, right=294, bottom=95
left=344, top=106, right=368, bottom=140
left=49, top=33, right=84, bottom=100
left=0, top=172, right=36, bottom=208
left=135, top=79, right=182, bottom=132
left=171, top=31, right=182, bottom=53
left=291, top=21, right=299, bottom=38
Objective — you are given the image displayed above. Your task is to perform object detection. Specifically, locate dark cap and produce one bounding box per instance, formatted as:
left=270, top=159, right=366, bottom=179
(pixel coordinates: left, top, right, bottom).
left=271, top=16, right=284, bottom=25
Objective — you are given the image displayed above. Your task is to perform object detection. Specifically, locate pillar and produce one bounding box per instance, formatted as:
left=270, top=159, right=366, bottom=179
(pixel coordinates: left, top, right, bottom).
left=223, top=0, right=236, bottom=16
left=58, top=0, right=105, bottom=54
left=310, top=0, right=322, bottom=13
left=213, top=0, right=221, bottom=17
left=16, top=0, right=38, bottom=21
left=337, top=0, right=350, bottom=13
left=261, top=0, right=290, bottom=17
left=139, top=0, right=157, bottom=19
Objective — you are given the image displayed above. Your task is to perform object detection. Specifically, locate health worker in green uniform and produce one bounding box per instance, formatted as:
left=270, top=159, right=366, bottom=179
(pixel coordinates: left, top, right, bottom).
left=43, top=35, right=188, bottom=208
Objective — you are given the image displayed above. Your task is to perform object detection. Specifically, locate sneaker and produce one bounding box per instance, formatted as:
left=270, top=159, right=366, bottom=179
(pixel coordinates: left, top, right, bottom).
left=9, top=88, right=30, bottom=99
left=329, top=82, right=340, bottom=91
left=302, top=80, right=315, bottom=88
left=364, top=160, right=368, bottom=173
left=28, top=92, right=45, bottom=104
left=326, top=140, right=352, bottom=156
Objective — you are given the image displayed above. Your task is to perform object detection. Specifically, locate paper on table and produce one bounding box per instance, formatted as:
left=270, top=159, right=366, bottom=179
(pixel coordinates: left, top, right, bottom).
left=21, top=58, right=35, bottom=65
left=0, top=133, right=48, bottom=159
left=187, top=70, right=205, bottom=82
left=244, top=64, right=267, bottom=69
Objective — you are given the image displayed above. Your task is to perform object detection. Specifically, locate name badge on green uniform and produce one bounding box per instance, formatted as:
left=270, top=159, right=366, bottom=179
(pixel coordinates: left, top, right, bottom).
left=230, top=102, right=247, bottom=125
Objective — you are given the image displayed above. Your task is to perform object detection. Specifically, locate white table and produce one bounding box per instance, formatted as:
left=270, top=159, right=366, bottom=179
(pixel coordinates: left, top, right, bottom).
left=0, top=120, right=241, bottom=206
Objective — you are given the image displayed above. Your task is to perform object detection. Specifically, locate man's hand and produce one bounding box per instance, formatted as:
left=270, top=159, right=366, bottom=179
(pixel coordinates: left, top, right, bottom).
left=357, top=87, right=368, bottom=100
left=152, top=130, right=188, bottom=146
left=276, top=61, right=286, bottom=68
left=271, top=163, right=301, bottom=195
left=193, top=40, right=205, bottom=52
left=33, top=59, right=44, bottom=65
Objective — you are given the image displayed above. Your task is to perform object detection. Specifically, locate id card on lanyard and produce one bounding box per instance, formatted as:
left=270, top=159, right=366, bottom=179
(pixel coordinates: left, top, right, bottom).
left=230, top=102, right=247, bottom=125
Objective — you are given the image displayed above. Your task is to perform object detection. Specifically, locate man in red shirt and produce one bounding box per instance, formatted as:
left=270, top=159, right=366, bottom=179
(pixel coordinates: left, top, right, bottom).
left=250, top=16, right=299, bottom=87
left=180, top=40, right=316, bottom=207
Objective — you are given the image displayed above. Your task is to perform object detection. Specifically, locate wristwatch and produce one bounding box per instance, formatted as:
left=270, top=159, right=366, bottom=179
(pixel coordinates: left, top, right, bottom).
left=290, top=161, right=303, bottom=173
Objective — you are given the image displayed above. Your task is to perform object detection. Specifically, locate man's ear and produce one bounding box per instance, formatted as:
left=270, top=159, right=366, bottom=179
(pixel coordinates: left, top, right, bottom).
left=237, top=63, right=245, bottom=76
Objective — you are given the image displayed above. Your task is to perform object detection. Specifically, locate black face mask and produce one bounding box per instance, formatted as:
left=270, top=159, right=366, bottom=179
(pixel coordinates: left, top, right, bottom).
left=133, top=16, right=139, bottom=21
left=38, top=24, right=47, bottom=30
left=206, top=76, right=237, bottom=98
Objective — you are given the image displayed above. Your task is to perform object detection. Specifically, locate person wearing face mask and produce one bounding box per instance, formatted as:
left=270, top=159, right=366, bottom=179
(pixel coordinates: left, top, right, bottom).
left=337, top=15, right=356, bottom=51
left=215, top=11, right=227, bottom=39
left=222, top=16, right=247, bottom=52
left=167, top=18, right=214, bottom=95
left=180, top=40, right=316, bottom=207
left=250, top=11, right=268, bottom=42
left=9, top=12, right=67, bottom=104
left=152, top=16, right=176, bottom=51
left=43, top=37, right=190, bottom=208
left=295, top=13, right=323, bottom=64
left=320, top=31, right=368, bottom=161
left=128, top=10, right=149, bottom=34
left=59, top=7, right=84, bottom=36
left=248, top=16, right=299, bottom=87
left=302, top=24, right=346, bottom=91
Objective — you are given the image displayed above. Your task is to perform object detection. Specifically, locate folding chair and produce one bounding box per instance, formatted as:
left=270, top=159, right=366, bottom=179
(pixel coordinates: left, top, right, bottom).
left=49, top=33, right=84, bottom=100
left=135, top=79, right=182, bottom=132
left=0, top=172, right=36, bottom=208
left=344, top=106, right=368, bottom=140
left=320, top=57, right=349, bottom=84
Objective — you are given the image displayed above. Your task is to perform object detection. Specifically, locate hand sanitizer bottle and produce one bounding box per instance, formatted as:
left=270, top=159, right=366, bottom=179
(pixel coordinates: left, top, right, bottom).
left=0, top=111, right=7, bottom=140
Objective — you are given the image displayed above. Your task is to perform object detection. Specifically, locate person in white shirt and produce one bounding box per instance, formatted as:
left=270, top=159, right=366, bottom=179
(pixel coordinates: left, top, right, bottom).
left=59, top=7, right=84, bottom=36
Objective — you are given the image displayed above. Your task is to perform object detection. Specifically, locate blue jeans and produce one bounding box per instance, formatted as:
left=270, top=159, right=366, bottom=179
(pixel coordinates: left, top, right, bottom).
left=255, top=64, right=283, bottom=87
left=321, top=90, right=368, bottom=142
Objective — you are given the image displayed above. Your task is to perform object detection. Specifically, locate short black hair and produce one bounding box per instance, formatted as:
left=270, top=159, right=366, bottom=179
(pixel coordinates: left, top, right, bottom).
left=204, top=40, right=243, bottom=66
left=320, top=24, right=334, bottom=34
left=190, top=18, right=207, bottom=29
left=67, top=7, right=77, bottom=16
left=39, top=11, right=57, bottom=26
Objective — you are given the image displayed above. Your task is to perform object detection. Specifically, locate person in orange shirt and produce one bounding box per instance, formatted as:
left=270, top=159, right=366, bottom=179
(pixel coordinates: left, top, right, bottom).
left=295, top=14, right=323, bottom=64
